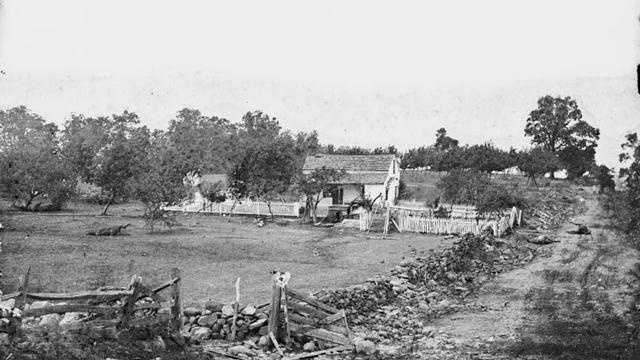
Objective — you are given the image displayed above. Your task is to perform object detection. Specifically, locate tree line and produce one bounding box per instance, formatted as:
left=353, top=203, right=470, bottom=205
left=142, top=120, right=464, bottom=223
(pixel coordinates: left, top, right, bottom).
left=0, top=95, right=620, bottom=228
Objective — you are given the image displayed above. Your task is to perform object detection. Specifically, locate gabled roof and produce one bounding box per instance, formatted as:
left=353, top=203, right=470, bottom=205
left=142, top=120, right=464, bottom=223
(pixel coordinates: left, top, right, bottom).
left=337, top=172, right=388, bottom=184
left=303, top=154, right=396, bottom=172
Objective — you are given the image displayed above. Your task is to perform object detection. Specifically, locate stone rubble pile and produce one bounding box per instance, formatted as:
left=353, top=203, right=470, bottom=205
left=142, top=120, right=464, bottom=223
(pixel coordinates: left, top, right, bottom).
left=180, top=302, right=271, bottom=345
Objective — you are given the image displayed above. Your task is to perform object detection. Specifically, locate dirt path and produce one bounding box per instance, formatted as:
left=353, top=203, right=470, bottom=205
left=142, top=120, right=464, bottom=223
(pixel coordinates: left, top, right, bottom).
left=424, top=194, right=640, bottom=359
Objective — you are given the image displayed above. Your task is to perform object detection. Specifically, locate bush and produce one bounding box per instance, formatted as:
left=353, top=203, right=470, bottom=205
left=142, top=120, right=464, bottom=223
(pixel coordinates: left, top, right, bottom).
left=437, top=169, right=525, bottom=215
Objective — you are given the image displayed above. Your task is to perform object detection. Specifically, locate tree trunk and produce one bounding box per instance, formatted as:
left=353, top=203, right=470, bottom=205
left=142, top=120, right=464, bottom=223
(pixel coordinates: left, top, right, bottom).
left=267, top=201, right=274, bottom=220
left=101, top=193, right=115, bottom=216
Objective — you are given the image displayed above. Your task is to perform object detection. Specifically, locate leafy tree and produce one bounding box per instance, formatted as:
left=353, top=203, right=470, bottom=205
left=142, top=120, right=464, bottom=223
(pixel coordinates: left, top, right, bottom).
left=559, top=144, right=596, bottom=180
left=92, top=111, right=150, bottom=215
left=61, top=114, right=111, bottom=180
left=228, top=140, right=298, bottom=219
left=434, top=128, right=459, bottom=150
left=524, top=95, right=599, bottom=177
left=167, top=108, right=239, bottom=175
left=619, top=132, right=640, bottom=232
left=436, top=169, right=524, bottom=216
left=0, top=106, right=76, bottom=210
left=296, top=167, right=346, bottom=223
left=517, top=148, right=562, bottom=186
left=133, top=131, right=188, bottom=231
left=463, top=143, right=513, bottom=173
left=593, top=164, right=615, bottom=193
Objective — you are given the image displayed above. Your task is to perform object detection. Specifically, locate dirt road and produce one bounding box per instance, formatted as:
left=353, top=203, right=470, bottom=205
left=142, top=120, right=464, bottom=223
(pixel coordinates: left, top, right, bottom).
left=422, top=194, right=640, bottom=359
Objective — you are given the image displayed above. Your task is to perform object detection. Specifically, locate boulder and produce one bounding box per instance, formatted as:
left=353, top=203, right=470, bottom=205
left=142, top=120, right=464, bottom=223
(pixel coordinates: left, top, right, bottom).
left=302, top=341, right=316, bottom=352
left=228, top=345, right=254, bottom=356
left=258, top=335, right=271, bottom=347
left=205, top=301, right=224, bottom=312
left=241, top=304, right=256, bottom=316
left=59, top=312, right=84, bottom=327
left=190, top=326, right=212, bottom=342
left=221, top=304, right=235, bottom=317
left=354, top=339, right=376, bottom=355
left=249, top=318, right=267, bottom=330
left=197, top=314, right=218, bottom=327
left=39, top=313, right=61, bottom=327
left=0, top=299, right=15, bottom=310
left=183, top=307, right=202, bottom=317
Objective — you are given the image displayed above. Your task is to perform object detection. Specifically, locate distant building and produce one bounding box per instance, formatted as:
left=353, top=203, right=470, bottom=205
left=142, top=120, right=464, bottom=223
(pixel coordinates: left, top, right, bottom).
left=302, top=154, right=401, bottom=206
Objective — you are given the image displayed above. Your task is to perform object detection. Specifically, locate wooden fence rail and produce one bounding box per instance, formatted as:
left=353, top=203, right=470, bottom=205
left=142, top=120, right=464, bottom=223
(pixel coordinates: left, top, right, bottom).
left=0, top=268, right=183, bottom=336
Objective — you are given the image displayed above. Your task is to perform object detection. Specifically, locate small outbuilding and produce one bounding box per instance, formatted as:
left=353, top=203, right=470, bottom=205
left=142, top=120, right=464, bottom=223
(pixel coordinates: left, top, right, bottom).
left=302, top=154, right=401, bottom=207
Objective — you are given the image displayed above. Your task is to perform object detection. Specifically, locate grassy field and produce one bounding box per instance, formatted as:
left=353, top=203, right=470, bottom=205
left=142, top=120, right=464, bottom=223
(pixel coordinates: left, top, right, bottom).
left=0, top=201, right=452, bottom=306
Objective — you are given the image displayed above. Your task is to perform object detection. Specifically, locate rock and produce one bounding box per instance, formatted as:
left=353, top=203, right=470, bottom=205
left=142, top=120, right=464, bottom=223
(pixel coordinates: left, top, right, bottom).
left=249, top=318, right=267, bottom=330
left=221, top=304, right=235, bottom=317
left=241, top=305, right=256, bottom=316
left=228, top=345, right=254, bottom=356
left=354, top=339, right=376, bottom=355
left=302, top=341, right=316, bottom=352
left=190, top=326, right=212, bottom=342
left=258, top=325, right=269, bottom=336
left=153, top=335, right=166, bottom=351
left=0, top=299, right=15, bottom=310
left=39, top=313, right=61, bottom=327
left=205, top=301, right=224, bottom=312
left=529, top=235, right=557, bottom=245
left=27, top=300, right=51, bottom=310
left=183, top=307, right=202, bottom=317
left=59, top=312, right=84, bottom=327
left=258, top=335, right=271, bottom=347
left=0, top=333, right=9, bottom=346
left=377, top=344, right=401, bottom=356
left=197, top=314, right=218, bottom=327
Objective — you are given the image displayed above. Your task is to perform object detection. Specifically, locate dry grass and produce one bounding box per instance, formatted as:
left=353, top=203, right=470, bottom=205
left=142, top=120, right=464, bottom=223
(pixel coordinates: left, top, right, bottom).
left=0, top=201, right=452, bottom=306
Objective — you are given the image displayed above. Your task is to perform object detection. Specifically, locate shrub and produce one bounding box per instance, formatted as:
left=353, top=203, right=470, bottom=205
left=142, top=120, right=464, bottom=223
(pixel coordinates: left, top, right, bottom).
left=437, top=169, right=525, bottom=215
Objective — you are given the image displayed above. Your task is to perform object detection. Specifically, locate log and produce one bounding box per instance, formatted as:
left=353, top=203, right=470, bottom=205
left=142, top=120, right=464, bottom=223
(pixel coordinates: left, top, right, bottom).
left=151, top=277, right=181, bottom=294
left=23, top=304, right=118, bottom=317
left=28, top=290, right=132, bottom=303
left=304, top=328, right=351, bottom=345
left=118, top=275, right=142, bottom=329
left=286, top=289, right=340, bottom=315
left=285, top=345, right=353, bottom=360
left=270, top=331, right=284, bottom=356
left=320, top=310, right=346, bottom=325
left=169, top=268, right=183, bottom=331
left=287, top=301, right=331, bottom=319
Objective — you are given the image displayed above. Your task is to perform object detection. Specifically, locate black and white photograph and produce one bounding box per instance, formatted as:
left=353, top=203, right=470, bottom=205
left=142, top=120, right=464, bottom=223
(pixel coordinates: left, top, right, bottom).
left=0, top=1, right=639, bottom=359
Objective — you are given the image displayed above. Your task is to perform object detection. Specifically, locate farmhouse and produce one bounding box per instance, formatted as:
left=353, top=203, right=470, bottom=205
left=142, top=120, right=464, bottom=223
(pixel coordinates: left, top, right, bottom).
left=303, top=154, right=401, bottom=207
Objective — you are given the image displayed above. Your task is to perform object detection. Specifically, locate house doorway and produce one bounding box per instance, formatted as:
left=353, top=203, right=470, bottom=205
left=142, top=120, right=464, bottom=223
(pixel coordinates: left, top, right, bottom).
left=332, top=187, right=344, bottom=205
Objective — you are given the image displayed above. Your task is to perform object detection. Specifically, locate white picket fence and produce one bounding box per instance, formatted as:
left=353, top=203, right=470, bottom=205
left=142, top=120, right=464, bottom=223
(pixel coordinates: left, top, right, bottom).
left=389, top=205, right=522, bottom=237
left=167, top=199, right=301, bottom=217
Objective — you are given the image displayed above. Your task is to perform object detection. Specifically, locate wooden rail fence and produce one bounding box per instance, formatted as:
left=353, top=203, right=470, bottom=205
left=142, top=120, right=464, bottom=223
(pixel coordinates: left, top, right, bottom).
left=0, top=267, right=183, bottom=336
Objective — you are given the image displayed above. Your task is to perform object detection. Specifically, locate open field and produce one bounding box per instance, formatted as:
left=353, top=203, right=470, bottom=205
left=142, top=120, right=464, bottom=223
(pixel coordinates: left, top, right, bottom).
left=0, top=201, right=452, bottom=306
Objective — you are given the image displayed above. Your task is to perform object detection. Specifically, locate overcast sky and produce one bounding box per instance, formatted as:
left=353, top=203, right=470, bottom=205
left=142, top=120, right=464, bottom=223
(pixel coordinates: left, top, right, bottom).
left=0, top=0, right=639, bottom=166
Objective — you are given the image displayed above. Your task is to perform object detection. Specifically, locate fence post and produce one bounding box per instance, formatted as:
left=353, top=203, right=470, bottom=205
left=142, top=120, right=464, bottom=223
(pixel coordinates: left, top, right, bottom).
left=15, top=266, right=31, bottom=310
left=170, top=267, right=182, bottom=332
left=230, top=277, right=240, bottom=341
left=119, top=275, right=142, bottom=329
left=269, top=277, right=282, bottom=341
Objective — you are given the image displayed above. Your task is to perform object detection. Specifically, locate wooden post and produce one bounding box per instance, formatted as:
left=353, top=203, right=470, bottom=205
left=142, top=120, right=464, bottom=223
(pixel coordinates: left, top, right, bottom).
left=230, top=277, right=240, bottom=341
left=119, top=275, right=142, bottom=329
left=268, top=274, right=282, bottom=342
left=383, top=207, right=391, bottom=236
left=15, top=266, right=31, bottom=310
left=170, top=267, right=182, bottom=331
left=282, top=285, right=291, bottom=345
